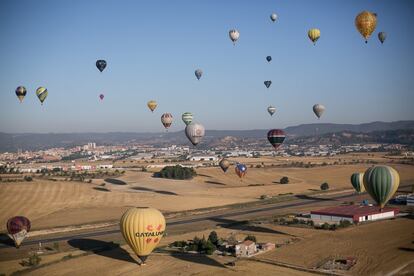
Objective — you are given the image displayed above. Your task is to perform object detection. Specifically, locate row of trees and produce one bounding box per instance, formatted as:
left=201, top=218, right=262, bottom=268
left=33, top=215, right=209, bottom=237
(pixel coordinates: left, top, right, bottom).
left=153, top=165, right=196, bottom=180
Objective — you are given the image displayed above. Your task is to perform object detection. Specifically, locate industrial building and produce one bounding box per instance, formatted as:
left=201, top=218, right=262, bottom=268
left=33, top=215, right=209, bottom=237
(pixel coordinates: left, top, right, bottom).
left=311, top=205, right=399, bottom=224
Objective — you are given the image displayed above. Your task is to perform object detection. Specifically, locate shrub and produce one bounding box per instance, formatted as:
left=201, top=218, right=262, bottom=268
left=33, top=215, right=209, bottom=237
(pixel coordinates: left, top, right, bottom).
left=170, top=240, right=188, bottom=248
left=321, top=222, right=330, bottom=230
left=208, top=231, right=218, bottom=246
left=244, top=235, right=257, bottom=243
left=339, top=220, right=352, bottom=228
left=255, top=164, right=261, bottom=168
left=153, top=165, right=196, bottom=180
left=320, top=182, right=329, bottom=191
left=280, top=176, right=289, bottom=184
left=53, top=242, right=60, bottom=252
left=28, top=253, right=41, bottom=266
left=24, top=176, right=33, bottom=182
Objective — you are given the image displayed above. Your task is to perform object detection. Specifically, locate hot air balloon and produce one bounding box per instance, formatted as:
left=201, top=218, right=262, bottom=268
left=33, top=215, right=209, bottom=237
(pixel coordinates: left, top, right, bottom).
left=229, top=29, right=240, bottom=45
left=99, top=94, right=104, bottom=100
left=267, top=106, right=276, bottom=116
left=182, top=112, right=193, bottom=126
left=355, top=11, right=377, bottom=43
left=120, top=207, right=166, bottom=265
left=313, top=104, right=325, bottom=119
left=235, top=163, right=247, bottom=179
left=195, top=69, right=203, bottom=80
left=161, top=113, right=173, bottom=130
left=308, top=28, right=321, bottom=45
left=185, top=122, right=205, bottom=146
left=15, top=86, right=27, bottom=103
left=350, top=172, right=365, bottom=193
left=363, top=166, right=400, bottom=209
left=264, top=81, right=272, bottom=88
left=7, top=216, right=31, bottom=248
left=147, top=100, right=157, bottom=112
left=219, top=159, right=230, bottom=173
left=96, top=60, right=107, bottom=72
left=378, top=32, right=386, bottom=44
left=270, top=13, right=277, bottom=22
left=267, top=129, right=285, bottom=150
left=36, top=87, right=48, bottom=105
left=266, top=56, right=272, bottom=62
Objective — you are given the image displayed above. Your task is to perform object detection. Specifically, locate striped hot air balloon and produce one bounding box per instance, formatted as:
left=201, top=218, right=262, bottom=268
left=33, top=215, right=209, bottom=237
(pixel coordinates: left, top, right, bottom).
left=120, top=207, right=166, bottom=264
left=350, top=172, right=365, bottom=193
left=36, top=87, right=48, bottom=105
left=161, top=113, right=173, bottom=130
left=308, top=28, right=321, bottom=45
left=363, top=166, right=400, bottom=209
left=181, top=112, right=193, bottom=126
left=267, top=129, right=286, bottom=150
left=267, top=106, right=276, bottom=116
left=7, top=216, right=31, bottom=248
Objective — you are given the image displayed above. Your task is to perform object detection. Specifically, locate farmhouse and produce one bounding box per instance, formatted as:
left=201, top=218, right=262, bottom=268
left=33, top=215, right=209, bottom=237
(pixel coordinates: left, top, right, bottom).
left=311, top=205, right=399, bottom=224
left=235, top=240, right=257, bottom=257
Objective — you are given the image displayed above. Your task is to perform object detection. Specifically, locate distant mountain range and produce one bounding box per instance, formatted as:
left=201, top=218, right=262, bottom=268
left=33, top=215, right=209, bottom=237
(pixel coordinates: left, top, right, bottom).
left=0, top=120, right=413, bottom=152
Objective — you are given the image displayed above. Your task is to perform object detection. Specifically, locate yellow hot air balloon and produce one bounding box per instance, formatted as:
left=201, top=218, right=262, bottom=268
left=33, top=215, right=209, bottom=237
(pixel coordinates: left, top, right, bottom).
left=147, top=100, right=157, bottom=112
left=120, top=207, right=166, bottom=264
left=308, top=28, right=320, bottom=45
left=355, top=11, right=377, bottom=43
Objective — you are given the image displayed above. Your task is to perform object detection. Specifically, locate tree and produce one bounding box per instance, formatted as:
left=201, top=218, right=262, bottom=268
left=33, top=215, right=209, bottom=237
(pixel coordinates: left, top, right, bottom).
left=208, top=231, right=218, bottom=246
left=320, top=182, right=329, bottom=191
left=280, top=176, right=289, bottom=184
left=244, top=235, right=256, bottom=243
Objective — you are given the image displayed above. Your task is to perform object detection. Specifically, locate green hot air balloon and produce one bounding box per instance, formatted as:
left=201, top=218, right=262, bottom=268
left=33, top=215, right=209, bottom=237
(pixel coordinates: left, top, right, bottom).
left=182, top=112, right=193, bottom=126
left=36, top=87, right=48, bottom=105
left=350, top=172, right=365, bottom=193
left=363, top=166, right=400, bottom=209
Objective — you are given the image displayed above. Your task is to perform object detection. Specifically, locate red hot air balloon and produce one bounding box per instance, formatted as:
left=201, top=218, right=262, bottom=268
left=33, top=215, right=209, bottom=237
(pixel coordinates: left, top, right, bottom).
left=267, top=129, right=286, bottom=150
left=7, top=216, right=31, bottom=248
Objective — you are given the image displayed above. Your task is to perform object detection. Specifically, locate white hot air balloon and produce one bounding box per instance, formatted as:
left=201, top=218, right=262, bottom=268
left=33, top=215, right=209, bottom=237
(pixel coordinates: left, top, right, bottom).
left=313, top=104, right=325, bottom=119
left=229, top=29, right=240, bottom=45
left=185, top=122, right=205, bottom=146
left=267, top=106, right=276, bottom=116
left=270, top=13, right=278, bottom=22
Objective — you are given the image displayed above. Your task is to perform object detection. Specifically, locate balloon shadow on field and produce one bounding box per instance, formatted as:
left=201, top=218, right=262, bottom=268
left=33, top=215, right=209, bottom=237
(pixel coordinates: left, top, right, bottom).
left=0, top=233, right=15, bottom=247
left=169, top=252, right=227, bottom=269
left=295, top=194, right=334, bottom=201
left=104, top=178, right=127, bottom=185
left=67, top=239, right=137, bottom=264
left=205, top=180, right=226, bottom=186
left=210, top=217, right=295, bottom=237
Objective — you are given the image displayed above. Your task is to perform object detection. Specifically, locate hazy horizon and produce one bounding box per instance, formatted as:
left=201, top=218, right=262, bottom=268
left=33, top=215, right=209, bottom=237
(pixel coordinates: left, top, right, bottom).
left=1, top=0, right=414, bottom=133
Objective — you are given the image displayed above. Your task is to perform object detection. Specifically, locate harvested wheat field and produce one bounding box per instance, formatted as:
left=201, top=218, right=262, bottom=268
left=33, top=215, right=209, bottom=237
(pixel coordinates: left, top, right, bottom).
left=1, top=161, right=413, bottom=231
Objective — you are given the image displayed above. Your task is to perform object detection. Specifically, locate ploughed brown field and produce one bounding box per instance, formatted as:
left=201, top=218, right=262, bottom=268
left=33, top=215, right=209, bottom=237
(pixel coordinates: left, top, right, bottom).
left=0, top=153, right=413, bottom=231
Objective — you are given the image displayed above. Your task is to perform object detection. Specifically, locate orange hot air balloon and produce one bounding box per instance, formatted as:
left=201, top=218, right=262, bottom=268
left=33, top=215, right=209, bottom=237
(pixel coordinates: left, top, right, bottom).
left=120, top=207, right=166, bottom=265
left=355, top=11, right=377, bottom=43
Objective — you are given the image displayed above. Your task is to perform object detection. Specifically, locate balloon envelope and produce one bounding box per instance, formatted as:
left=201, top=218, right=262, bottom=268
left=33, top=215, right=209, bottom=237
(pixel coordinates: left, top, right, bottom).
left=355, top=11, right=377, bottom=43
left=363, top=166, right=400, bottom=209
left=267, top=129, right=286, bottom=150
left=266, top=56, right=272, bottom=62
left=235, top=163, right=247, bottom=179
left=99, top=94, right=104, bottom=100
left=7, top=216, right=31, bottom=248
left=229, top=29, right=240, bottom=45
left=267, top=106, right=276, bottom=116
left=161, top=113, right=173, bottom=129
left=182, top=112, right=193, bottom=126
left=147, top=100, right=157, bottom=112
left=185, top=122, right=205, bottom=146
left=313, top=104, right=325, bottom=119
left=195, top=69, right=203, bottom=80
left=96, top=60, right=107, bottom=72
left=120, top=207, right=166, bottom=264
left=351, top=172, right=365, bottom=193
left=219, top=159, right=230, bottom=172
left=378, top=32, right=386, bottom=44
left=15, top=86, right=27, bottom=103
left=36, top=87, right=48, bottom=105
left=308, top=28, right=321, bottom=45
left=264, top=81, right=272, bottom=88
left=270, top=13, right=277, bottom=22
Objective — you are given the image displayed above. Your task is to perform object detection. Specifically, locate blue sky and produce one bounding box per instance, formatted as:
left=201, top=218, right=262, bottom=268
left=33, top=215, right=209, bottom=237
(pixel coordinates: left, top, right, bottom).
left=0, top=0, right=413, bottom=133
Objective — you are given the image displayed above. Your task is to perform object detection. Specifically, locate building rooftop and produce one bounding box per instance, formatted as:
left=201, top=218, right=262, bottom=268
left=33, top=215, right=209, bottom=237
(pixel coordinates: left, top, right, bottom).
left=311, top=205, right=399, bottom=218
left=241, top=240, right=255, bottom=246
